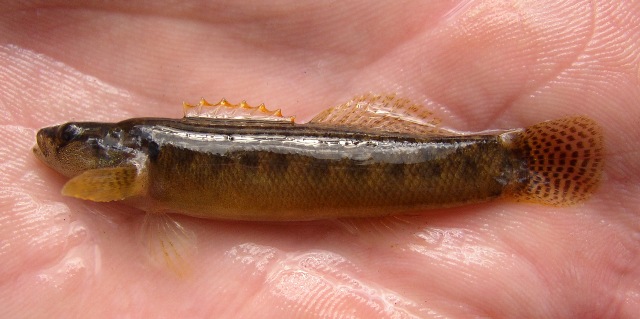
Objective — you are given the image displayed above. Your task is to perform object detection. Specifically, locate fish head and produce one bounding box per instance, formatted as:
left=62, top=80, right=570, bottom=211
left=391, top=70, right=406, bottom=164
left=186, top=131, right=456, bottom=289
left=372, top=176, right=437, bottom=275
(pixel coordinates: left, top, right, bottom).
left=33, top=122, right=132, bottom=178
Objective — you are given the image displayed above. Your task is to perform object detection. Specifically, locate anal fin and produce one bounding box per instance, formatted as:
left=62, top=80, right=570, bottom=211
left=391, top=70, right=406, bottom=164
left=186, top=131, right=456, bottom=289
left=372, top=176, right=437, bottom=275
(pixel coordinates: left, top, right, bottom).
left=333, top=215, right=416, bottom=237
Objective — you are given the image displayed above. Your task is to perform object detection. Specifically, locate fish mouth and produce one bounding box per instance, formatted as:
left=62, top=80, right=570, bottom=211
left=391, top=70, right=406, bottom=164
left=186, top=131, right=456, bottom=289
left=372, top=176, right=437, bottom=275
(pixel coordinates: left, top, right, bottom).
left=32, top=144, right=43, bottom=159
left=33, top=128, right=53, bottom=160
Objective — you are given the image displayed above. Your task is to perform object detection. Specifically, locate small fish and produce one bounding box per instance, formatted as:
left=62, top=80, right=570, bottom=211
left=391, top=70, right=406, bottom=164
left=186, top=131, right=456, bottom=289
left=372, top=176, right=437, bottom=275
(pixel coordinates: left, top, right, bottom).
left=33, top=94, right=605, bottom=273
left=34, top=94, right=604, bottom=222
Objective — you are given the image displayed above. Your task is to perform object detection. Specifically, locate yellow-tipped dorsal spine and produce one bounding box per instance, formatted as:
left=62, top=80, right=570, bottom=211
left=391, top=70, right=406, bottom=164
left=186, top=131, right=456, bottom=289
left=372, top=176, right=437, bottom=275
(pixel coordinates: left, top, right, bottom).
left=182, top=97, right=295, bottom=122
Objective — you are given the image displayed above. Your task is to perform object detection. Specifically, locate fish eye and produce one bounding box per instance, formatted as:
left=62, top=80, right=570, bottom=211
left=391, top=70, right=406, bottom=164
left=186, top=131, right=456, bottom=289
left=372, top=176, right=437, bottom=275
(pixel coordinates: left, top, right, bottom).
left=58, top=124, right=80, bottom=143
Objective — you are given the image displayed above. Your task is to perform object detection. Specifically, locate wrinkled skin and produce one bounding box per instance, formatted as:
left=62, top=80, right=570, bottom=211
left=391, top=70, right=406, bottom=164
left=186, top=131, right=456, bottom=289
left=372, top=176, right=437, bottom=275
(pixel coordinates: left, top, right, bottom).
left=1, top=1, right=639, bottom=318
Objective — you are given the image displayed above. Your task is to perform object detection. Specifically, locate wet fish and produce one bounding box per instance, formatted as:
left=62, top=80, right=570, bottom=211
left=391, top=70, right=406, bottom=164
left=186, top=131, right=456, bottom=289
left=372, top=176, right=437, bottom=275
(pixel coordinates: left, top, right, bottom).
left=33, top=94, right=604, bottom=221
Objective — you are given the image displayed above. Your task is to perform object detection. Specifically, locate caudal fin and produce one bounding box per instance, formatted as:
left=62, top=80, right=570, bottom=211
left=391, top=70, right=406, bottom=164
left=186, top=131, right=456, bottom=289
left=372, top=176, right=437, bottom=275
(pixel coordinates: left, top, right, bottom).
left=514, top=116, right=604, bottom=206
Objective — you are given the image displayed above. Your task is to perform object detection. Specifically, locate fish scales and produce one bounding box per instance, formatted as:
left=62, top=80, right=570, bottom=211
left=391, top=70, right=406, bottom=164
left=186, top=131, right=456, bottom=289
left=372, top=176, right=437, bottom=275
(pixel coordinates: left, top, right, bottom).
left=33, top=94, right=604, bottom=221
left=139, top=119, right=525, bottom=220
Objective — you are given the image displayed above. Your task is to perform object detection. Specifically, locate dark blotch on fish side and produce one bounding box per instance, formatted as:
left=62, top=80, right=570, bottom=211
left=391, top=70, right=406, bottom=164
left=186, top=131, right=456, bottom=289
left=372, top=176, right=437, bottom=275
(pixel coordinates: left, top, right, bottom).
left=238, top=151, right=260, bottom=169
left=420, top=162, right=442, bottom=178
left=268, top=152, right=290, bottom=174
left=387, top=164, right=405, bottom=179
left=148, top=141, right=160, bottom=161
left=308, top=158, right=330, bottom=181
left=347, top=160, right=369, bottom=180
left=463, top=156, right=479, bottom=174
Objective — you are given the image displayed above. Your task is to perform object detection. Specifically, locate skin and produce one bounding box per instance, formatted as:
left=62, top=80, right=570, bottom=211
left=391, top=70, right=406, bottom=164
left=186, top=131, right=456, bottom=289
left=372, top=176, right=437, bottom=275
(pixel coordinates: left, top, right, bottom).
left=0, top=0, right=639, bottom=317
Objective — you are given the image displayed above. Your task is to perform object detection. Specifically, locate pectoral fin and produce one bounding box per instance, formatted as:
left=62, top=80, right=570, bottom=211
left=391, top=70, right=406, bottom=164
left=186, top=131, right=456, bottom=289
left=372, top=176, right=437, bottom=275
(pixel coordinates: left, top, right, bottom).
left=141, top=212, right=196, bottom=277
left=62, top=166, right=146, bottom=202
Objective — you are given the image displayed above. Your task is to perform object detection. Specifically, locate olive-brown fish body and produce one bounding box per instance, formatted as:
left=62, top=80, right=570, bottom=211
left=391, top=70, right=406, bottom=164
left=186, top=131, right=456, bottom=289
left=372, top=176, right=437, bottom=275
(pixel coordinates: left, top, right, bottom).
left=142, top=119, right=526, bottom=220
left=33, top=94, right=604, bottom=221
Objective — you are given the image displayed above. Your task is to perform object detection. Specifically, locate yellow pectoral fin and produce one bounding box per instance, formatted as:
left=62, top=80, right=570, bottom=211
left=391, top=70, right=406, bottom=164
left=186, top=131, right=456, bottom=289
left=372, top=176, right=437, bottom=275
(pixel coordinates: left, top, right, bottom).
left=62, top=166, right=146, bottom=202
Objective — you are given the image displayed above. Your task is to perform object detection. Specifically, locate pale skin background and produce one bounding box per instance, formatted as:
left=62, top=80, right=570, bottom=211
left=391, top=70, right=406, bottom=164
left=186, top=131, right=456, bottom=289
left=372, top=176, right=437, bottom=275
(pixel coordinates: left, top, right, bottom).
left=1, top=0, right=639, bottom=318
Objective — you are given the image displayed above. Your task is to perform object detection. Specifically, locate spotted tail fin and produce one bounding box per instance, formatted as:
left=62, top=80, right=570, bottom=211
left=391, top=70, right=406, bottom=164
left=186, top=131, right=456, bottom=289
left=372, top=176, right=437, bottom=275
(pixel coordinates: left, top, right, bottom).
left=514, top=116, right=604, bottom=206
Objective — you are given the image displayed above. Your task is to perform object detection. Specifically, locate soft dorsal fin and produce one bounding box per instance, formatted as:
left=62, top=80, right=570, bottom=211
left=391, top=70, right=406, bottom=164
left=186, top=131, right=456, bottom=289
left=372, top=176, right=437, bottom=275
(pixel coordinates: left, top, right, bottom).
left=310, top=93, right=458, bottom=135
left=183, top=98, right=295, bottom=123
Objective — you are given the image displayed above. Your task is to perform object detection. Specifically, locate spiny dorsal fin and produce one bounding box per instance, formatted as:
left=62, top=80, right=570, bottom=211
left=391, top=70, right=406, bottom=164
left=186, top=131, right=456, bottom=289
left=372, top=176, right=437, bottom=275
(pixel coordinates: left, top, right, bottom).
left=183, top=98, right=295, bottom=123
left=310, top=93, right=458, bottom=135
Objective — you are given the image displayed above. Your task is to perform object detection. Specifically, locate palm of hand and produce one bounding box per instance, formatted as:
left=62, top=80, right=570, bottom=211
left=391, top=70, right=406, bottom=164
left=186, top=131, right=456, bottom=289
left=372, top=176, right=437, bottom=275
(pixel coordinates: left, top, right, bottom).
left=1, top=1, right=639, bottom=318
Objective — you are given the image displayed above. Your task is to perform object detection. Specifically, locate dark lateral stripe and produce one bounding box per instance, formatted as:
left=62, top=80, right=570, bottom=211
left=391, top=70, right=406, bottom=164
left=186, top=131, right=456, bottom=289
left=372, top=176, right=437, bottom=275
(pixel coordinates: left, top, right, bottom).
left=118, top=117, right=497, bottom=144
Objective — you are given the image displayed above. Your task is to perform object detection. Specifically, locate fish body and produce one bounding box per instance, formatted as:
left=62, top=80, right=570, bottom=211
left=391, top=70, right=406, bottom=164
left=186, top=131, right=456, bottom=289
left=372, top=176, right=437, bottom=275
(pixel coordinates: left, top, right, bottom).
left=127, top=118, right=522, bottom=220
left=33, top=94, right=604, bottom=221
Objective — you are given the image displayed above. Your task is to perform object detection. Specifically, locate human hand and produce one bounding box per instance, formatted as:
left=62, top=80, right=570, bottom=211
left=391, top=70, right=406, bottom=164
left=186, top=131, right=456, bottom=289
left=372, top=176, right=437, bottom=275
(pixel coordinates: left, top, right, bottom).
left=1, top=1, right=639, bottom=317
